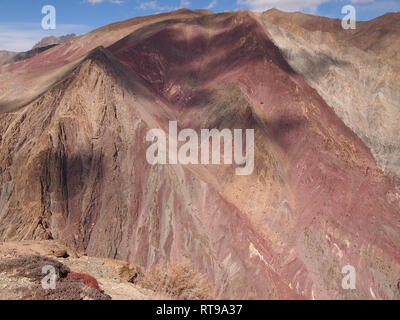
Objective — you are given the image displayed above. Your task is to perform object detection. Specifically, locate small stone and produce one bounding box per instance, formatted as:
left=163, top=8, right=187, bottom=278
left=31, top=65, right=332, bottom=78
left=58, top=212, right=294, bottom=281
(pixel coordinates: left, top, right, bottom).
left=52, top=249, right=69, bottom=258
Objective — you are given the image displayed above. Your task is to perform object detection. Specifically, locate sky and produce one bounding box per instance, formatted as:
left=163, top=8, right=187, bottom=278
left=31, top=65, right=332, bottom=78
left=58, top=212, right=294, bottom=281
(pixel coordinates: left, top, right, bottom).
left=0, top=0, right=399, bottom=51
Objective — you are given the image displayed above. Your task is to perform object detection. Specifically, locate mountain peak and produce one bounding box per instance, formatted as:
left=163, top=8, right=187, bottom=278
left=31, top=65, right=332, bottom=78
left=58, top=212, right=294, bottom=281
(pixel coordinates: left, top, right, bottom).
left=32, top=34, right=76, bottom=50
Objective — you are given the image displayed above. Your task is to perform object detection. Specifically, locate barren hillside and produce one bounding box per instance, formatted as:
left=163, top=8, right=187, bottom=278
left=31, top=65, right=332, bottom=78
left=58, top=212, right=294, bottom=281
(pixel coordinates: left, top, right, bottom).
left=0, top=9, right=399, bottom=300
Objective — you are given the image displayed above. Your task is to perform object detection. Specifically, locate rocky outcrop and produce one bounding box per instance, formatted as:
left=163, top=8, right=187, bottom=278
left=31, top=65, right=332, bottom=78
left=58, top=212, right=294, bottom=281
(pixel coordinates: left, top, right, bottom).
left=32, top=34, right=76, bottom=50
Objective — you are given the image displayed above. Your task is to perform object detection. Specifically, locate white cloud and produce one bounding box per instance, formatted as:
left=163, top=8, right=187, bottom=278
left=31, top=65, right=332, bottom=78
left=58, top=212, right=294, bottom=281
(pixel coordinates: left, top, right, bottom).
left=0, top=23, right=91, bottom=52
left=206, top=0, right=217, bottom=9
left=139, top=1, right=168, bottom=10
left=139, top=0, right=191, bottom=11
left=349, top=0, right=374, bottom=3
left=179, top=0, right=191, bottom=8
left=237, top=0, right=331, bottom=13
left=345, top=0, right=400, bottom=19
left=85, top=0, right=124, bottom=4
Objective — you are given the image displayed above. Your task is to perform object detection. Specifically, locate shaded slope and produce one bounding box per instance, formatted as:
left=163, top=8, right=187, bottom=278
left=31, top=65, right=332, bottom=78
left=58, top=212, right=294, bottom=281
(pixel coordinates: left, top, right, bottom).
left=7, top=45, right=58, bottom=64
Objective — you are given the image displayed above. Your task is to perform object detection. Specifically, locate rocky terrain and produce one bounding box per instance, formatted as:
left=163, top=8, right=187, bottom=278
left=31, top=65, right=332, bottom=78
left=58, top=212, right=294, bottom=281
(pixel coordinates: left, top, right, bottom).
left=258, top=10, right=400, bottom=177
left=0, top=240, right=173, bottom=300
left=0, top=9, right=399, bottom=300
left=32, top=34, right=76, bottom=50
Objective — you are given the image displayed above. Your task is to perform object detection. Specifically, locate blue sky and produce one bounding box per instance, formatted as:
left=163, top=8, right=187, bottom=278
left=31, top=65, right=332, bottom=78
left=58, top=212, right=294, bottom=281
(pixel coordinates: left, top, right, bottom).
left=0, top=0, right=399, bottom=51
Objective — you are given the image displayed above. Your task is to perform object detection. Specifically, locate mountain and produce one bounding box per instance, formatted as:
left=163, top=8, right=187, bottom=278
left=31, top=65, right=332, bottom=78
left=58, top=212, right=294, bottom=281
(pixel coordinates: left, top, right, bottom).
left=32, top=34, right=76, bottom=50
left=7, top=45, right=58, bottom=65
left=0, top=9, right=399, bottom=300
left=0, top=50, right=17, bottom=64
left=0, top=34, right=76, bottom=67
left=259, top=9, right=400, bottom=177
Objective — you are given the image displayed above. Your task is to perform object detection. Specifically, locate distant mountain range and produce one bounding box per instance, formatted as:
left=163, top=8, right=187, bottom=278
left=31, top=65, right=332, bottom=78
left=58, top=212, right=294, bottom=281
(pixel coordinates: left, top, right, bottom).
left=32, top=34, right=76, bottom=50
left=0, top=34, right=76, bottom=65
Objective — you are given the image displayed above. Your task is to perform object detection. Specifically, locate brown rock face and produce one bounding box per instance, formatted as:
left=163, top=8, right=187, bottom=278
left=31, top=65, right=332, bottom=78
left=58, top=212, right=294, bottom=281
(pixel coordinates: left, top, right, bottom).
left=0, top=9, right=399, bottom=299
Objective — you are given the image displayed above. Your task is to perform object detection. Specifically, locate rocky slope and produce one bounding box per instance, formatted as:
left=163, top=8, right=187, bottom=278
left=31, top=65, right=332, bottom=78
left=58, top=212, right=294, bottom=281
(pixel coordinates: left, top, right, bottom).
left=258, top=10, right=400, bottom=177
left=32, top=34, right=76, bottom=50
left=0, top=9, right=399, bottom=300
